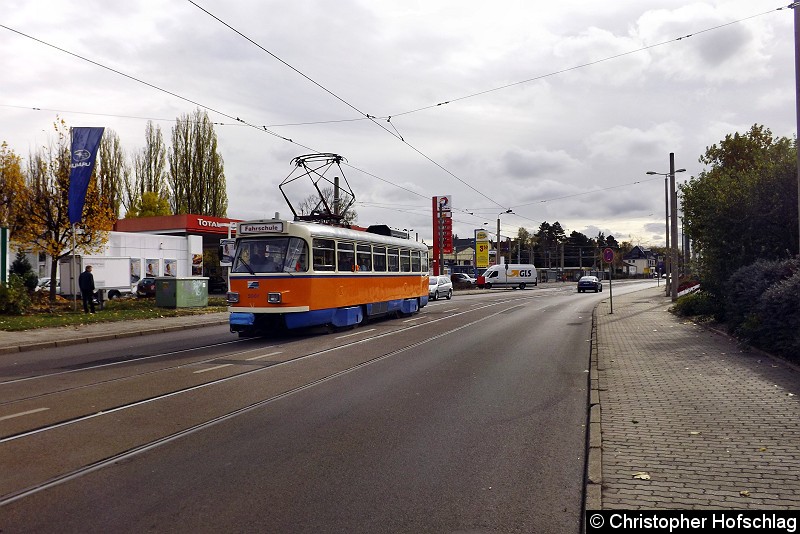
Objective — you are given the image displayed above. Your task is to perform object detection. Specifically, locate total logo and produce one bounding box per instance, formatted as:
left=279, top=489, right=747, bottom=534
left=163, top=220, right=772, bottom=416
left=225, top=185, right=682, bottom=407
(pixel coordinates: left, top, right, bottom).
left=197, top=218, right=225, bottom=228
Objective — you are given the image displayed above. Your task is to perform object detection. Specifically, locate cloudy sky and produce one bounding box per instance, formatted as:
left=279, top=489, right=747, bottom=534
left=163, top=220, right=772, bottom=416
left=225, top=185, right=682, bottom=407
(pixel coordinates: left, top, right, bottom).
left=2, top=0, right=796, bottom=246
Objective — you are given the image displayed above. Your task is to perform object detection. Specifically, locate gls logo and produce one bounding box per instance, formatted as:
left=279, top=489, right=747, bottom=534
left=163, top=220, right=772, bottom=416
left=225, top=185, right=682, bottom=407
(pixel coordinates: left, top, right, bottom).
left=510, top=269, right=534, bottom=277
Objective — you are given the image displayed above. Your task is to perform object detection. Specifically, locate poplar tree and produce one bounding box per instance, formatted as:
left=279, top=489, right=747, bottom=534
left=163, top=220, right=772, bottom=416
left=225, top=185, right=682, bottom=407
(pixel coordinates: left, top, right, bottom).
left=168, top=109, right=227, bottom=216
left=125, top=121, right=169, bottom=216
left=97, top=129, right=128, bottom=219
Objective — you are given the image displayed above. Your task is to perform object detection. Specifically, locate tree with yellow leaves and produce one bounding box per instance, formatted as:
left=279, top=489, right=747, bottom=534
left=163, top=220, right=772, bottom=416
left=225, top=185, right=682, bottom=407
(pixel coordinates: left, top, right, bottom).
left=11, top=119, right=115, bottom=301
left=0, top=141, right=25, bottom=229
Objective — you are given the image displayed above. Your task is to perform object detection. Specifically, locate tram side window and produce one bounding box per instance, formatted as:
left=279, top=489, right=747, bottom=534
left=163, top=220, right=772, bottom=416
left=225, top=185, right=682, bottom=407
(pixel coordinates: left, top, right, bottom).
left=400, top=249, right=411, bottom=272
left=411, top=250, right=421, bottom=272
left=284, top=237, right=308, bottom=272
left=357, top=244, right=372, bottom=272
left=313, top=239, right=335, bottom=271
left=337, top=242, right=356, bottom=272
left=387, top=248, right=400, bottom=272
left=373, top=246, right=387, bottom=272
left=421, top=251, right=429, bottom=273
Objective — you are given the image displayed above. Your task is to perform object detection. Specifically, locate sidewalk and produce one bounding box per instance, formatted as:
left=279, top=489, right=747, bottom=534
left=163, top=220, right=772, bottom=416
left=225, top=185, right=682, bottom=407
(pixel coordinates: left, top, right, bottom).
left=588, top=286, right=800, bottom=509
left=0, top=312, right=229, bottom=355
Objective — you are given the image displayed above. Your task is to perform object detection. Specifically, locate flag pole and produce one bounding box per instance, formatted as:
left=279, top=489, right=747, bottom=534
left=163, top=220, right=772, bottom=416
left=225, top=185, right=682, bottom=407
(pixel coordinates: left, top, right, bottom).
left=72, top=223, right=77, bottom=311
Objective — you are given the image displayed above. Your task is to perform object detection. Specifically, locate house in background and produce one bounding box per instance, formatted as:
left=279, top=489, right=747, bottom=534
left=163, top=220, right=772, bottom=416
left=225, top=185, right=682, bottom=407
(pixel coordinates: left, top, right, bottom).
left=622, top=245, right=659, bottom=277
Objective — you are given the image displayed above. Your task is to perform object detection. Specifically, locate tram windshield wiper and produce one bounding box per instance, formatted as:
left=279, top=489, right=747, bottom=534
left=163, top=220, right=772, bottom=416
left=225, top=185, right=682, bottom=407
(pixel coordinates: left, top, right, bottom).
left=238, top=258, right=255, bottom=275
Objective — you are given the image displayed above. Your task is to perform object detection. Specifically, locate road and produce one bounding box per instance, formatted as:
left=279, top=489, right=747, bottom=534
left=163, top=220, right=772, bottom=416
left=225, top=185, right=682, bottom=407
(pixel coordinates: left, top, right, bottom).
left=0, top=280, right=656, bottom=533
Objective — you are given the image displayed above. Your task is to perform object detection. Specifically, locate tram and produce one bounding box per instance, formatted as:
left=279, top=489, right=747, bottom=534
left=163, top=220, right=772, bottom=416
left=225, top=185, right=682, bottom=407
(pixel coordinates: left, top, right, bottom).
left=226, top=218, right=429, bottom=335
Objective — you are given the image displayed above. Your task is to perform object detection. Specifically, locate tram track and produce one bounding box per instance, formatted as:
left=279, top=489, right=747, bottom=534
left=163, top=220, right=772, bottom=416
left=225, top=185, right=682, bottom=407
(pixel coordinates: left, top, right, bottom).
left=0, top=292, right=539, bottom=410
left=0, top=295, right=540, bottom=506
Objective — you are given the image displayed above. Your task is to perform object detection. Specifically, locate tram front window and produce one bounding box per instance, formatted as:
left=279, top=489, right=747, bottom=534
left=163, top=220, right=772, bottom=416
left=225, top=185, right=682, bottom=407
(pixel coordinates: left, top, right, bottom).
left=232, top=237, right=308, bottom=273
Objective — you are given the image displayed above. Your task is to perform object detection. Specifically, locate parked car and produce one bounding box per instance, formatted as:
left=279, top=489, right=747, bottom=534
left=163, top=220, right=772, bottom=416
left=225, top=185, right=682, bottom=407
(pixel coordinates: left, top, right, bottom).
left=136, top=277, right=157, bottom=297
left=35, top=277, right=60, bottom=293
left=577, top=275, right=603, bottom=293
left=451, top=273, right=476, bottom=286
left=208, top=275, right=227, bottom=293
left=428, top=275, right=453, bottom=300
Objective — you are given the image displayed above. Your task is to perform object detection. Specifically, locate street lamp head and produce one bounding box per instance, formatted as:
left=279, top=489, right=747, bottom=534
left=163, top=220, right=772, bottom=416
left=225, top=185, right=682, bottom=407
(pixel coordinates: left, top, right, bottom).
left=645, top=171, right=659, bottom=175
left=675, top=168, right=687, bottom=173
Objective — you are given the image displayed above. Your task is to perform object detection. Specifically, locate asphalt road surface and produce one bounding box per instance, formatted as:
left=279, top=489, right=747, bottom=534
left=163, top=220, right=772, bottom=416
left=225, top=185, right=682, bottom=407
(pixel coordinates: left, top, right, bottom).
left=0, top=280, right=655, bottom=533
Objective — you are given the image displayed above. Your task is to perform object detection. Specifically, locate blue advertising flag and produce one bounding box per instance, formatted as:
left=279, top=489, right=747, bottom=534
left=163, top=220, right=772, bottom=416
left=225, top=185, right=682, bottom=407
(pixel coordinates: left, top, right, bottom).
left=67, top=127, right=104, bottom=225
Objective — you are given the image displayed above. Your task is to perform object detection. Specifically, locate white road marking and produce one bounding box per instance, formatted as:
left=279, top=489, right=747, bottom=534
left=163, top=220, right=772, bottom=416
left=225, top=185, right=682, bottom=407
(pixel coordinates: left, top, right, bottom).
left=335, top=328, right=376, bottom=339
left=193, top=364, right=232, bottom=374
left=0, top=407, right=50, bottom=422
left=246, top=351, right=284, bottom=361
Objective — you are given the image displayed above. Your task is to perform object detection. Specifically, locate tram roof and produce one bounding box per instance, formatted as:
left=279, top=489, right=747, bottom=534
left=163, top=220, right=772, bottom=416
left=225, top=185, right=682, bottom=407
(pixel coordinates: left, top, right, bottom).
left=237, top=219, right=426, bottom=250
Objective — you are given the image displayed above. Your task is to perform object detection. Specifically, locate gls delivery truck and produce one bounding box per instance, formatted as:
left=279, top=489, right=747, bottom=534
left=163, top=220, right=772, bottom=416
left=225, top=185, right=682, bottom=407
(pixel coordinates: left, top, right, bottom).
left=477, top=263, right=538, bottom=290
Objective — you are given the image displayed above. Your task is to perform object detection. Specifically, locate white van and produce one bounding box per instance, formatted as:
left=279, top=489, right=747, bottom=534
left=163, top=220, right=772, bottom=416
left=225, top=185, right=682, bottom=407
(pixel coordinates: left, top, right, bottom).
left=477, top=264, right=538, bottom=289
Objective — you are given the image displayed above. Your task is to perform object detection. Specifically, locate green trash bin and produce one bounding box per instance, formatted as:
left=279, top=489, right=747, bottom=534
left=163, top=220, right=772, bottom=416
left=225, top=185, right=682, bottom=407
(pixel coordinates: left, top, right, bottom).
left=155, top=277, right=209, bottom=308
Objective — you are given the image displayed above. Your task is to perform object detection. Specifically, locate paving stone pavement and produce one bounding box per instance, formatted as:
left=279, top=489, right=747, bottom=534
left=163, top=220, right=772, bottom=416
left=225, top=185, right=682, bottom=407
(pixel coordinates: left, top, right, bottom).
left=588, top=285, right=800, bottom=510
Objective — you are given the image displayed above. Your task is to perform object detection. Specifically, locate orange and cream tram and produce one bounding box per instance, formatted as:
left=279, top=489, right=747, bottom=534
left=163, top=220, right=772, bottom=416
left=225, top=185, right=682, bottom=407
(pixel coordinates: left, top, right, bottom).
left=226, top=218, right=429, bottom=335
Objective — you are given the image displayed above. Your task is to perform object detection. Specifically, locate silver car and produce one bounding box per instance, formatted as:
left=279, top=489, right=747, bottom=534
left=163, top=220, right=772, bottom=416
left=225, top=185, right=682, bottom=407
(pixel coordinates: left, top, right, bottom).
left=428, top=275, right=453, bottom=300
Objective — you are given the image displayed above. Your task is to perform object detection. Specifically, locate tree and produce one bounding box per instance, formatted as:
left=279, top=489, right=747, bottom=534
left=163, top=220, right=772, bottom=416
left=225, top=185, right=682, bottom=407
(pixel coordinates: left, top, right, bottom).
left=534, top=221, right=566, bottom=268
left=127, top=191, right=172, bottom=217
left=298, top=187, right=358, bottom=225
left=10, top=250, right=38, bottom=290
left=11, top=119, right=114, bottom=301
left=565, top=230, right=593, bottom=268
left=0, top=142, right=25, bottom=229
left=681, top=124, right=798, bottom=300
left=168, top=109, right=227, bottom=216
left=515, top=227, right=535, bottom=264
left=97, top=129, right=128, bottom=219
left=125, top=121, right=169, bottom=216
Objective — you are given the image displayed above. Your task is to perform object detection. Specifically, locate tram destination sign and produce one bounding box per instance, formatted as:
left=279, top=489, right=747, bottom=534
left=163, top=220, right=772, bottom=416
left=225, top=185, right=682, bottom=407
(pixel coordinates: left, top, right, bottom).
left=240, top=221, right=285, bottom=234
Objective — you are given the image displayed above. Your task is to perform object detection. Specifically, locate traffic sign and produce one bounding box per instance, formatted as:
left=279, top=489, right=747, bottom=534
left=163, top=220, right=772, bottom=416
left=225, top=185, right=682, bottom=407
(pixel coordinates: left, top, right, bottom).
left=603, top=247, right=614, bottom=263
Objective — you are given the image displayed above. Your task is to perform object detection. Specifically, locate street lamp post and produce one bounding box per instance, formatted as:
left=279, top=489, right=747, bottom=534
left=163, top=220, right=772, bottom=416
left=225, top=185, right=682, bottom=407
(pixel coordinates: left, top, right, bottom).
left=497, top=209, right=512, bottom=266
left=647, top=154, right=686, bottom=302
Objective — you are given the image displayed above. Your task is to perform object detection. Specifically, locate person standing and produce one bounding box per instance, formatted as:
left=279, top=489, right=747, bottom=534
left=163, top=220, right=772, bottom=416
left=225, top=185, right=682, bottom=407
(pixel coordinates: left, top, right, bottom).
left=79, top=265, right=96, bottom=314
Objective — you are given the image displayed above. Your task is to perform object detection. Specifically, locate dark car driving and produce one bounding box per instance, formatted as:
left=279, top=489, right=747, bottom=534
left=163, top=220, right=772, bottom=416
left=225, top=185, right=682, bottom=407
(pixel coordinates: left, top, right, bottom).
left=208, top=275, right=227, bottom=293
left=136, top=277, right=156, bottom=297
left=577, top=275, right=603, bottom=293
left=451, top=273, right=476, bottom=286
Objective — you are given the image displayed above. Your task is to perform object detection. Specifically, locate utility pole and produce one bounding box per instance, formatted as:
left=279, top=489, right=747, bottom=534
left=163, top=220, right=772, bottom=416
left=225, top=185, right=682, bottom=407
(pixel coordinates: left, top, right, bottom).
left=670, top=153, right=679, bottom=301
left=794, top=2, right=800, bottom=253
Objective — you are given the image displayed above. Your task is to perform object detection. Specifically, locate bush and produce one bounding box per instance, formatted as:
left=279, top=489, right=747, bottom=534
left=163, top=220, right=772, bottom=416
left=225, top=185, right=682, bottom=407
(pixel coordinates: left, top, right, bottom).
left=10, top=251, right=39, bottom=291
left=752, top=271, right=800, bottom=361
left=673, top=290, right=719, bottom=319
left=0, top=274, right=33, bottom=315
left=725, top=257, right=799, bottom=332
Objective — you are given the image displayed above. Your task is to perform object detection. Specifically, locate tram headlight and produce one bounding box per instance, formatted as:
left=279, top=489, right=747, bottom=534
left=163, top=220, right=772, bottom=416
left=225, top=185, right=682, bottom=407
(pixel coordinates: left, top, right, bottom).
left=268, top=292, right=282, bottom=304
left=226, top=291, right=239, bottom=304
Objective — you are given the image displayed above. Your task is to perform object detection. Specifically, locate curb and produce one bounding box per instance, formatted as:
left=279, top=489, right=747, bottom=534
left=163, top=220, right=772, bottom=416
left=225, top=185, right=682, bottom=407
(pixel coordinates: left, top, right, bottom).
left=585, top=305, right=602, bottom=511
left=0, top=317, right=230, bottom=355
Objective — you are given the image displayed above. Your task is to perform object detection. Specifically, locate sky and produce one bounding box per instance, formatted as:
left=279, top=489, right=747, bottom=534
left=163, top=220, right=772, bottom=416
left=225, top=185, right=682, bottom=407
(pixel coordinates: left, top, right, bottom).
left=2, top=0, right=797, bottom=247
